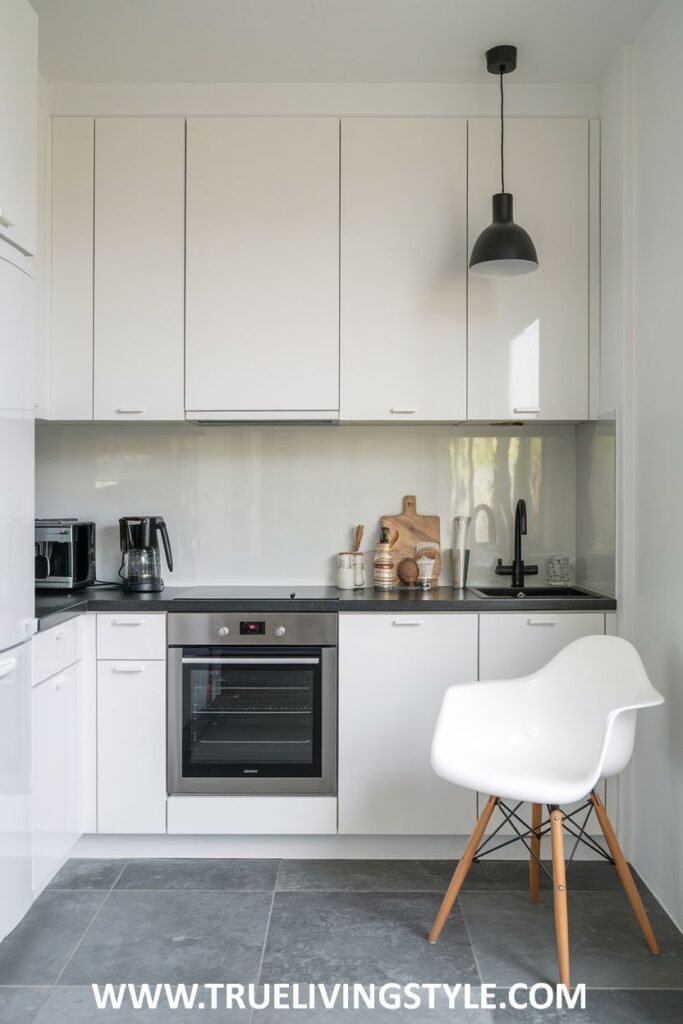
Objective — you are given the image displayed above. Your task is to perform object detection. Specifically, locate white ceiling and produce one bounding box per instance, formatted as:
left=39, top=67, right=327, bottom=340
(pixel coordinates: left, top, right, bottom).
left=29, top=0, right=657, bottom=85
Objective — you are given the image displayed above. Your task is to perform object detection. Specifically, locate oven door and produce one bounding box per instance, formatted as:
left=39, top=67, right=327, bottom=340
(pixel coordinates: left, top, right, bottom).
left=168, top=646, right=337, bottom=795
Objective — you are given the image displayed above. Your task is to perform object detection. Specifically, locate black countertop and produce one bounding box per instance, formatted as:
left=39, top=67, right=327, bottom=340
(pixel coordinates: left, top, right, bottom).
left=35, top=584, right=616, bottom=631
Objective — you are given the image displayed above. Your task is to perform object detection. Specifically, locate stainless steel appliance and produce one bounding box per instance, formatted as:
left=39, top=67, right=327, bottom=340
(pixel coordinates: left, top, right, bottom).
left=168, top=612, right=337, bottom=795
left=35, top=519, right=96, bottom=590
left=119, top=516, right=173, bottom=593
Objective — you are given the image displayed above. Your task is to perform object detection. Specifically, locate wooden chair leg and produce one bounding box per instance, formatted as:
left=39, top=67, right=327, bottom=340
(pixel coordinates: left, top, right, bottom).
left=530, top=802, right=542, bottom=903
left=550, top=807, right=570, bottom=988
left=429, top=795, right=497, bottom=944
left=591, top=791, right=659, bottom=954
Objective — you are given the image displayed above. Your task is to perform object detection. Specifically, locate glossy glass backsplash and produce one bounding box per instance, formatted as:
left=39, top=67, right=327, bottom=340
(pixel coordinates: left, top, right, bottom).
left=35, top=422, right=602, bottom=589
left=575, top=418, right=617, bottom=597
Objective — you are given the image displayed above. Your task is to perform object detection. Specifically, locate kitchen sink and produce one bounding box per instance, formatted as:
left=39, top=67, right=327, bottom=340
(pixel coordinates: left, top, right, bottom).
left=468, top=586, right=598, bottom=599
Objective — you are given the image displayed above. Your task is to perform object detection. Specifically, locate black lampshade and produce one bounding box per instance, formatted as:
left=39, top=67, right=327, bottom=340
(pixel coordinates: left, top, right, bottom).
left=469, top=193, right=538, bottom=277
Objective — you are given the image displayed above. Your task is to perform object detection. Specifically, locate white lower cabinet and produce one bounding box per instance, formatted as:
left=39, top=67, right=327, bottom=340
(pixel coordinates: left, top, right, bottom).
left=32, top=663, right=80, bottom=891
left=478, top=612, right=609, bottom=835
left=167, top=796, right=337, bottom=836
left=97, top=661, right=166, bottom=834
left=0, top=641, right=32, bottom=939
left=338, top=613, right=478, bottom=835
left=478, top=612, right=606, bottom=680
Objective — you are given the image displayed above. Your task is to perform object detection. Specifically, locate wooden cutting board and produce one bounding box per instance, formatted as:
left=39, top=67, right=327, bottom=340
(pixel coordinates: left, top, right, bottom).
left=381, top=495, right=441, bottom=584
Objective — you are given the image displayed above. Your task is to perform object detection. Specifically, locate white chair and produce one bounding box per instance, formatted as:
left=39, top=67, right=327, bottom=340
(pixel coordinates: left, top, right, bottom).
left=428, top=635, right=664, bottom=987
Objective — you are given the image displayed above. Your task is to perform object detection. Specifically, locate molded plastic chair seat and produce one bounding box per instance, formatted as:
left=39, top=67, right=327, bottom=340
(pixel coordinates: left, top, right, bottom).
left=428, top=635, right=664, bottom=988
left=431, top=635, right=664, bottom=805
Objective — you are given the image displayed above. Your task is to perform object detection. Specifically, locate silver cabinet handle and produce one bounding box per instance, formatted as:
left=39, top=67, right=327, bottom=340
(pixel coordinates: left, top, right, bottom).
left=390, top=408, right=417, bottom=414
left=0, top=211, right=14, bottom=229
left=112, top=618, right=144, bottom=626
left=116, top=408, right=146, bottom=414
left=391, top=619, right=422, bottom=627
left=527, top=617, right=557, bottom=626
left=112, top=664, right=146, bottom=673
left=0, top=657, right=18, bottom=679
left=182, top=657, right=320, bottom=665
left=513, top=406, right=540, bottom=415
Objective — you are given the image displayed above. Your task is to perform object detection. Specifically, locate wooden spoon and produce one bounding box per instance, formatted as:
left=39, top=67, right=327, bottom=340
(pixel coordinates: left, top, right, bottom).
left=353, top=525, right=364, bottom=552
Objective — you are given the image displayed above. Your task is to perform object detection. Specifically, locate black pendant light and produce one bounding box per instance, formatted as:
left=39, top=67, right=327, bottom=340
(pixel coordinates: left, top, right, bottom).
left=469, top=45, right=539, bottom=277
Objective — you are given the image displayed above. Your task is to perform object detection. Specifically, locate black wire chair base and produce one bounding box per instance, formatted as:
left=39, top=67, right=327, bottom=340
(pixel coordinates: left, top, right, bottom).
left=472, top=796, right=614, bottom=882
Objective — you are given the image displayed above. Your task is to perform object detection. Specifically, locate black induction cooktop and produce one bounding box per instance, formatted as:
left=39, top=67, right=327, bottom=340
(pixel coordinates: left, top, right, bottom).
left=172, top=586, right=340, bottom=601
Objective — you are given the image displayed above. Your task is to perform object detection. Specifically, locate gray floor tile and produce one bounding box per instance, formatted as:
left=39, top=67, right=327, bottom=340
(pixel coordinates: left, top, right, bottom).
left=0, top=987, right=50, bottom=1024
left=277, top=859, right=639, bottom=896
left=34, top=985, right=252, bottom=1022
left=492, top=988, right=683, bottom=1023
left=462, top=890, right=683, bottom=989
left=260, top=891, right=479, bottom=986
left=253, top=997, right=493, bottom=1023
left=539, top=860, right=648, bottom=894
left=277, top=859, right=454, bottom=892
left=450, top=859, right=641, bottom=893
left=0, top=892, right=106, bottom=985
left=115, top=857, right=279, bottom=891
left=59, top=890, right=273, bottom=985
left=47, top=859, right=126, bottom=890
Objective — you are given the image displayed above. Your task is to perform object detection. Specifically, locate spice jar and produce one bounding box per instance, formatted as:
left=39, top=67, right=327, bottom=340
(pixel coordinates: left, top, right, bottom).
left=373, top=527, right=398, bottom=590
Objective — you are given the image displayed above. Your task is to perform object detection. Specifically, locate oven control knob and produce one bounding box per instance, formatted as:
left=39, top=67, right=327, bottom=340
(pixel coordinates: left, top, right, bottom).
left=274, top=625, right=286, bottom=638
left=216, top=625, right=230, bottom=637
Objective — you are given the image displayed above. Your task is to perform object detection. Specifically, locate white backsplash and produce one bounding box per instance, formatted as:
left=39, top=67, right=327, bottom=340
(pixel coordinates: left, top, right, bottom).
left=36, top=422, right=582, bottom=588
left=575, top=417, right=616, bottom=596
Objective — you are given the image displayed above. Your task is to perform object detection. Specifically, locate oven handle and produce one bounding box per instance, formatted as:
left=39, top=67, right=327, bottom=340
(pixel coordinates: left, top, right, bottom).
left=181, top=657, right=321, bottom=665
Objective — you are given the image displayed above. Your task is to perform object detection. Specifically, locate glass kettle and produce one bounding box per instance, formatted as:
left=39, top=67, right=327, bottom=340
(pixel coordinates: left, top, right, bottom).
left=119, top=516, right=174, bottom=593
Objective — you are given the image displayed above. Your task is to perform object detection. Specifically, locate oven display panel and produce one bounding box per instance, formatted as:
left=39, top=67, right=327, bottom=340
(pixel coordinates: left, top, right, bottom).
left=240, top=621, right=266, bottom=636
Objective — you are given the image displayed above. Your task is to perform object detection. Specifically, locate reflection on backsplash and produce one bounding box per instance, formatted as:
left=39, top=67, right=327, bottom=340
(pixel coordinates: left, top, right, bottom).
left=35, top=422, right=604, bottom=588
left=575, top=417, right=616, bottom=596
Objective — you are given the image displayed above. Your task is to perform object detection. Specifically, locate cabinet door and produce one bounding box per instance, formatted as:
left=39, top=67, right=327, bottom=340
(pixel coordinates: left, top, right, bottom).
left=478, top=612, right=607, bottom=835
left=50, top=118, right=94, bottom=420
left=97, top=661, right=166, bottom=833
left=186, top=117, right=339, bottom=417
left=0, top=0, right=37, bottom=256
left=0, top=642, right=32, bottom=939
left=94, top=118, right=185, bottom=420
left=0, top=254, right=33, bottom=413
left=338, top=613, right=478, bottom=835
left=340, top=119, right=467, bottom=422
left=478, top=612, right=605, bottom=681
left=32, top=665, right=80, bottom=892
left=467, top=119, right=589, bottom=421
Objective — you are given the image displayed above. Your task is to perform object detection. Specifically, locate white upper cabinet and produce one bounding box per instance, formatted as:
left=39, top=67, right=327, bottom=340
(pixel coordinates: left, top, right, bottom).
left=94, top=118, right=185, bottom=420
left=50, top=118, right=94, bottom=420
left=185, top=117, right=340, bottom=419
left=340, top=119, right=467, bottom=422
left=467, top=118, right=589, bottom=421
left=0, top=0, right=37, bottom=256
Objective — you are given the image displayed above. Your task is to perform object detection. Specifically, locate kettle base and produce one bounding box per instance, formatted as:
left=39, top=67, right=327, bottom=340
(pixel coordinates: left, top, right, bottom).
left=122, top=579, right=165, bottom=593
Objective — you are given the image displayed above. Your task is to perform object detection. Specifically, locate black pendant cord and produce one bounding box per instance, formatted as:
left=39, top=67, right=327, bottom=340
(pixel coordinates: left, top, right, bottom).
left=499, top=69, right=505, bottom=193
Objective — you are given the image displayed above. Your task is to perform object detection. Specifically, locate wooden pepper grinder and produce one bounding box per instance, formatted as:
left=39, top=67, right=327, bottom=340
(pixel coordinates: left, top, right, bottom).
left=374, top=526, right=398, bottom=590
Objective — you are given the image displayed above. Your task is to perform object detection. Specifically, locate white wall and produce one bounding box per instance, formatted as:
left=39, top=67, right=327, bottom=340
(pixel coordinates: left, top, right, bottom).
left=601, top=0, right=683, bottom=929
left=45, top=81, right=599, bottom=118
left=630, top=0, right=683, bottom=930
left=36, top=422, right=580, bottom=588
left=575, top=418, right=616, bottom=596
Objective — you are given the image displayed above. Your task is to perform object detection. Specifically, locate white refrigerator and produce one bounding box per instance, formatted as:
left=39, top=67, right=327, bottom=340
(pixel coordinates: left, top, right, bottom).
left=0, top=248, right=35, bottom=940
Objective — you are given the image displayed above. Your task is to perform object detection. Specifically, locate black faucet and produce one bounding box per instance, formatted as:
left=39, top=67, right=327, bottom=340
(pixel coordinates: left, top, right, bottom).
left=495, top=498, right=538, bottom=588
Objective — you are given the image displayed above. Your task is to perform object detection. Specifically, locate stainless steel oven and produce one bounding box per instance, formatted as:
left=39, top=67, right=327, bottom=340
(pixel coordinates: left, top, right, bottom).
left=167, top=612, right=337, bottom=795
